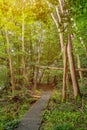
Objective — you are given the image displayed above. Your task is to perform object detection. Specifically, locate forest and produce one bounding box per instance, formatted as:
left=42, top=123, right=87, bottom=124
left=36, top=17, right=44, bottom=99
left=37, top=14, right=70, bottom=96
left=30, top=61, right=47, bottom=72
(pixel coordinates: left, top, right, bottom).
left=0, top=0, right=87, bottom=130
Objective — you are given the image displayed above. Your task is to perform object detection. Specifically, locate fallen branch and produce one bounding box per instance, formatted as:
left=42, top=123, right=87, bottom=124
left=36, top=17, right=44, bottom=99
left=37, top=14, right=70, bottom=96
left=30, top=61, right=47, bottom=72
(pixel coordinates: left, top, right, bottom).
left=28, top=90, right=41, bottom=99
left=29, top=94, right=41, bottom=98
left=76, top=68, right=87, bottom=71
left=35, top=65, right=87, bottom=72
left=79, top=108, right=85, bottom=114
left=36, top=65, right=63, bottom=70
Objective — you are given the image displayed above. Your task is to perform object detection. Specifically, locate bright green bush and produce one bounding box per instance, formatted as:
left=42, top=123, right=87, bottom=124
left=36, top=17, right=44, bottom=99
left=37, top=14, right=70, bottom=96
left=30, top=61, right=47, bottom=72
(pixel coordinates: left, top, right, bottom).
left=40, top=89, right=87, bottom=130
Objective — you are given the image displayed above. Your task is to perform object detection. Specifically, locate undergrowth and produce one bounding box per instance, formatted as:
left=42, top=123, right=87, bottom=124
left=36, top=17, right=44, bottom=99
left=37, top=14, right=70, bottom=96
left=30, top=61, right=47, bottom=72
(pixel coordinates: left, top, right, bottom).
left=0, top=88, right=37, bottom=130
left=40, top=87, right=87, bottom=130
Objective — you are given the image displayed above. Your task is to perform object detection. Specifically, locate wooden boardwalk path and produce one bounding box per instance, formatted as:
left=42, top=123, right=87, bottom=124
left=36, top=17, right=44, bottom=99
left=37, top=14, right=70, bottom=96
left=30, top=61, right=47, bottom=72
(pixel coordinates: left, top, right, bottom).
left=14, top=91, right=51, bottom=130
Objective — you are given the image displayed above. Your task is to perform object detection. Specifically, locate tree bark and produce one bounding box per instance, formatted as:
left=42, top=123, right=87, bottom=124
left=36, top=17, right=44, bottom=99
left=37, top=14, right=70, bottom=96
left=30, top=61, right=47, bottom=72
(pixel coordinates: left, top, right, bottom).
left=53, top=4, right=68, bottom=101
left=67, top=34, right=81, bottom=98
left=22, top=12, right=26, bottom=85
left=33, top=66, right=37, bottom=90
left=62, top=44, right=68, bottom=101
left=35, top=65, right=87, bottom=71
left=51, top=13, right=64, bottom=52
left=5, top=28, right=15, bottom=94
left=29, top=33, right=34, bottom=86
left=35, top=65, right=63, bottom=70
left=39, top=69, right=45, bottom=84
left=33, top=40, right=41, bottom=90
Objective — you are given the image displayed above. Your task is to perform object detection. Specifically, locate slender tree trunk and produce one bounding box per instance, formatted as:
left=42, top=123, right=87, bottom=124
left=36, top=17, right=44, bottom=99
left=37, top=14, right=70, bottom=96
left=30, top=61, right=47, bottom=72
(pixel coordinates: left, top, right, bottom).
left=39, top=69, right=45, bottom=84
left=29, top=35, right=34, bottom=86
left=22, top=12, right=26, bottom=85
left=62, top=44, right=68, bottom=101
left=72, top=35, right=83, bottom=79
left=58, top=0, right=64, bottom=14
left=67, top=34, right=81, bottom=98
left=33, top=66, right=37, bottom=90
left=47, top=71, right=50, bottom=85
left=5, top=28, right=15, bottom=94
left=36, top=42, right=41, bottom=82
left=51, top=5, right=68, bottom=101
left=51, top=13, right=64, bottom=52
left=33, top=41, right=41, bottom=90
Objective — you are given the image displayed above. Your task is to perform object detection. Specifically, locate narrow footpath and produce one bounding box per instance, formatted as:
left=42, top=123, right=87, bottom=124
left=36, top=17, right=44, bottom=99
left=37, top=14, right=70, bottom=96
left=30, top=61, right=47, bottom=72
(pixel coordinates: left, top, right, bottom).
left=14, top=91, right=52, bottom=130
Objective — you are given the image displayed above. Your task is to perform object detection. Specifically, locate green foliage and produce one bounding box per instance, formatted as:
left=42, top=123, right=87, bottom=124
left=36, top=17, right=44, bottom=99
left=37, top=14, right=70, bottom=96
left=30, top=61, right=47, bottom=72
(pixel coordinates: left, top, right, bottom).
left=0, top=0, right=87, bottom=129
left=0, top=66, right=8, bottom=89
left=50, top=90, right=61, bottom=102
left=0, top=88, right=36, bottom=130
left=54, top=124, right=74, bottom=130
left=67, top=0, right=87, bottom=42
left=41, top=89, right=87, bottom=130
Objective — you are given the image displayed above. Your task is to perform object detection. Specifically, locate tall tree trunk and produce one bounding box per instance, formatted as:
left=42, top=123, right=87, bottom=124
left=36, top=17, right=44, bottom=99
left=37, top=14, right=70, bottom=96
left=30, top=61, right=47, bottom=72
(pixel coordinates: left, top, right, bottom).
left=36, top=41, right=41, bottom=81
left=33, top=41, right=41, bottom=90
left=39, top=69, right=45, bottom=84
left=62, top=44, right=68, bottom=101
left=67, top=34, right=81, bottom=98
left=22, top=12, right=26, bottom=85
left=29, top=34, right=34, bottom=86
left=51, top=13, right=64, bottom=52
left=33, top=66, right=37, bottom=90
left=57, top=0, right=74, bottom=100
left=5, top=28, right=15, bottom=94
left=58, top=0, right=64, bottom=14
left=47, top=71, right=50, bottom=85
left=72, top=35, right=83, bottom=79
left=51, top=5, right=68, bottom=101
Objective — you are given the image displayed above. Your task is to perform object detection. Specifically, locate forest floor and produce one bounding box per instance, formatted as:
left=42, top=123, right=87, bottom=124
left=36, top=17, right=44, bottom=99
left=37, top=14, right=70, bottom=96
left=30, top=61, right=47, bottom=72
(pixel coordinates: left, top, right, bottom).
left=0, top=84, right=53, bottom=130
left=40, top=82, right=87, bottom=130
left=1, top=82, right=87, bottom=130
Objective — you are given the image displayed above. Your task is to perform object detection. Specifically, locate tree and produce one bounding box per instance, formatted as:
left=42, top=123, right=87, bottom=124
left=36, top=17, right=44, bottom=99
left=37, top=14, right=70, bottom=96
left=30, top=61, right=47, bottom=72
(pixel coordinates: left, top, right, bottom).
left=67, top=34, right=81, bottom=98
left=48, top=0, right=82, bottom=99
